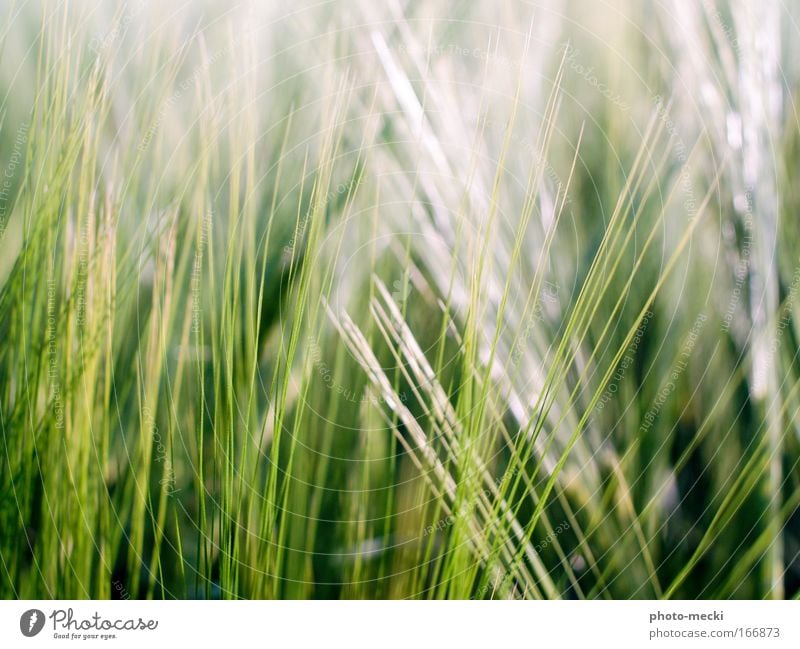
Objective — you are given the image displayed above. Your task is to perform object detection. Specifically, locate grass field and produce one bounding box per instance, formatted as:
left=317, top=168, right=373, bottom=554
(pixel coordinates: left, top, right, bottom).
left=1, top=0, right=800, bottom=599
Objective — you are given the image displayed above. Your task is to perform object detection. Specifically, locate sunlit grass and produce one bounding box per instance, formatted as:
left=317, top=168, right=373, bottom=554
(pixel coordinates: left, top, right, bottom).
left=1, top=0, right=799, bottom=600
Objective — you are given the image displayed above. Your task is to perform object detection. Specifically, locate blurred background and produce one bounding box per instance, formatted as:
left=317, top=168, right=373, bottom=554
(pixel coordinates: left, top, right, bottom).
left=1, top=0, right=800, bottom=599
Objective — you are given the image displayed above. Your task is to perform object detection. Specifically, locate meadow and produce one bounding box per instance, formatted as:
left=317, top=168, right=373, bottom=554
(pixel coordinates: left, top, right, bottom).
left=1, top=0, right=799, bottom=599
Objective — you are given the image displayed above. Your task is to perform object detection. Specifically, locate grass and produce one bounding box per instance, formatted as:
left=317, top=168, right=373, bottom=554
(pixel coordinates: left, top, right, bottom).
left=1, top=0, right=800, bottom=599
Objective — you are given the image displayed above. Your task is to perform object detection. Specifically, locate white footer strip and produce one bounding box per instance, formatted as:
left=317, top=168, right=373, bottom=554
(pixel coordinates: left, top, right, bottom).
left=1, top=600, right=798, bottom=648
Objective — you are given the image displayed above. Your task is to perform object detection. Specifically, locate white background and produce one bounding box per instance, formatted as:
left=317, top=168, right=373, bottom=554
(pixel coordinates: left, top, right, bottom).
left=1, top=600, right=798, bottom=648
